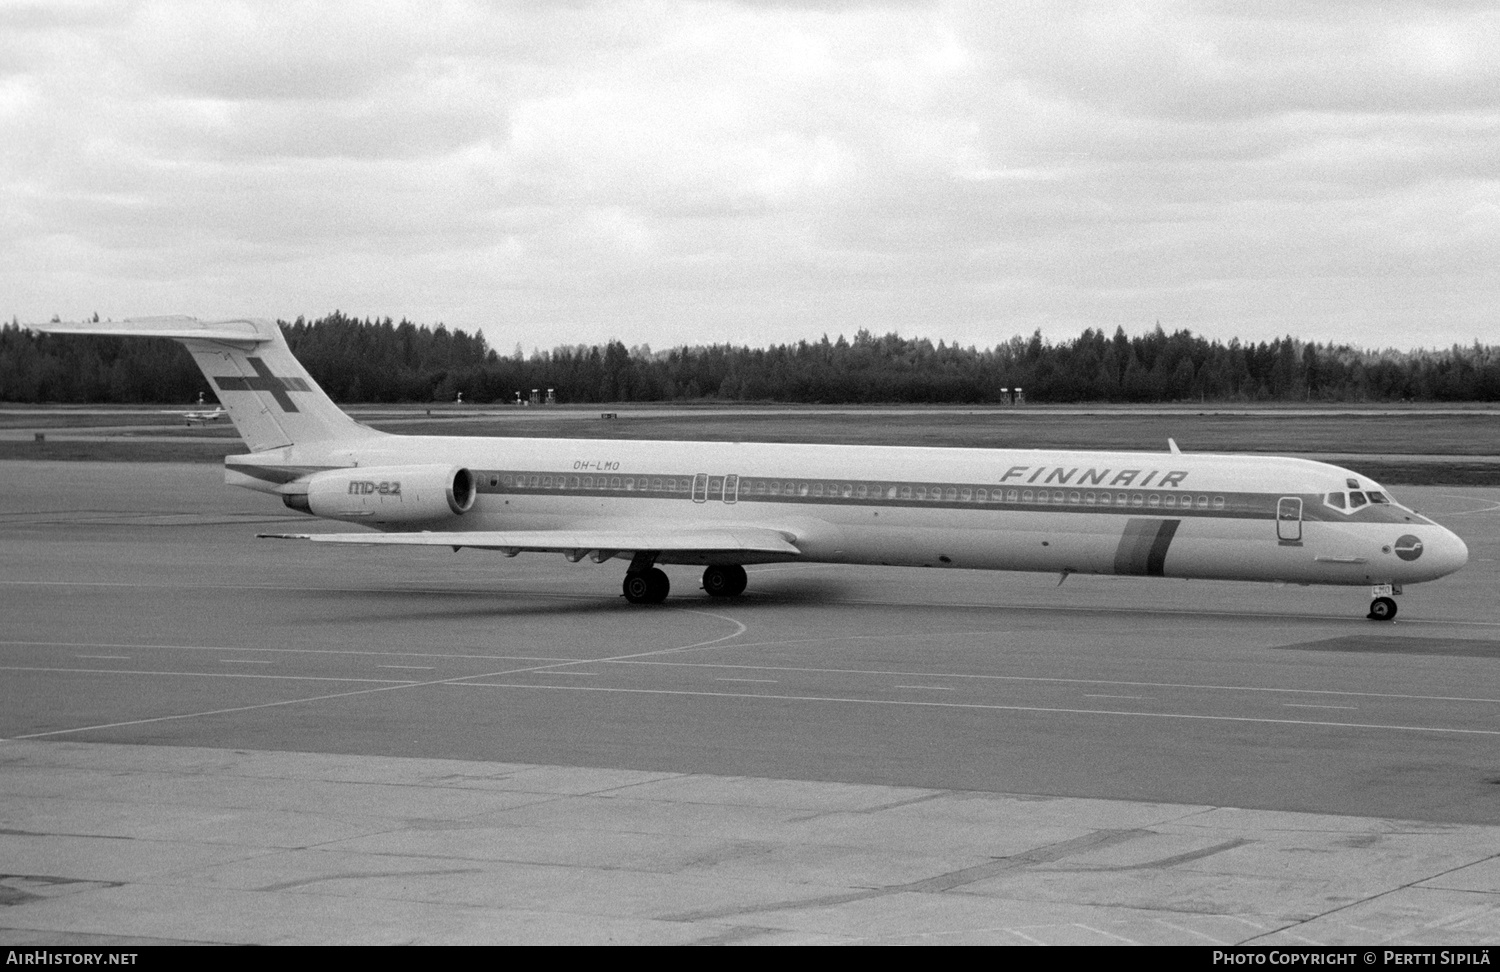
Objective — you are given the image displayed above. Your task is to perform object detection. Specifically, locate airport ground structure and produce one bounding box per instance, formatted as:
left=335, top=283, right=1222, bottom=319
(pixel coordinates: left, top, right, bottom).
left=5, top=314, right=1500, bottom=406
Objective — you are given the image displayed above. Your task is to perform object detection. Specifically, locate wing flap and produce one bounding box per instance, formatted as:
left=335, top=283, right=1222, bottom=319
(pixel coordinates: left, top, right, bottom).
left=259, top=526, right=802, bottom=557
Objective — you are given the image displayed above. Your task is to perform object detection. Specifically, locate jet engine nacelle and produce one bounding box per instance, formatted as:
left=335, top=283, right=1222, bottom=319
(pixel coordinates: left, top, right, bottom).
left=288, top=464, right=478, bottom=524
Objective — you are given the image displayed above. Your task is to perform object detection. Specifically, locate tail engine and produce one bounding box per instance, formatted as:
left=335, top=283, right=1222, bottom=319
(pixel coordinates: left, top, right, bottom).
left=284, top=465, right=477, bottom=525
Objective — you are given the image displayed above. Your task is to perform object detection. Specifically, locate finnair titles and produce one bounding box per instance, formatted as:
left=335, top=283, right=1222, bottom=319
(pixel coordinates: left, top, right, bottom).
left=31, top=317, right=1468, bottom=620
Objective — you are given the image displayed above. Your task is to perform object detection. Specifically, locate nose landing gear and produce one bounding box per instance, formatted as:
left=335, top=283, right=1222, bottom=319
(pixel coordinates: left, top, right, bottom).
left=1368, top=595, right=1398, bottom=621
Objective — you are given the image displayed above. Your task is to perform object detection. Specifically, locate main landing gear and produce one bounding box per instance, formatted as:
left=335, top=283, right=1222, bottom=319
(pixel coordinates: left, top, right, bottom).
left=621, top=564, right=748, bottom=604
left=622, top=567, right=670, bottom=604
left=702, top=564, right=747, bottom=598
left=1368, top=596, right=1398, bottom=622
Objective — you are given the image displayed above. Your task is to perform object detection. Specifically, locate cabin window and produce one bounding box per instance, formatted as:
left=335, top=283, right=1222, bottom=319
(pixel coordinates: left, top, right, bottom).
left=1148, top=494, right=1161, bottom=507
left=967, top=488, right=978, bottom=502
left=501, top=475, right=513, bottom=487
left=1019, top=490, right=1031, bottom=502
left=828, top=482, right=840, bottom=496
left=812, top=483, right=824, bottom=497
left=1349, top=491, right=1368, bottom=509
left=842, top=484, right=853, bottom=498
left=1197, top=495, right=1209, bottom=509
left=1212, top=496, right=1225, bottom=509
left=885, top=486, right=897, bottom=499
left=1130, top=494, right=1143, bottom=507
left=1006, top=489, right=1019, bottom=502
left=541, top=476, right=553, bottom=488
left=565, top=476, right=577, bottom=488
left=1163, top=494, right=1176, bottom=508
left=1084, top=492, right=1095, bottom=505
left=768, top=481, right=781, bottom=495
left=1098, top=492, right=1110, bottom=506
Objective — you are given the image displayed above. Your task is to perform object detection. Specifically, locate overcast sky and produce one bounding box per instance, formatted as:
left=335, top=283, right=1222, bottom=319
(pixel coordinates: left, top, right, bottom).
left=4, top=0, right=1498, bottom=352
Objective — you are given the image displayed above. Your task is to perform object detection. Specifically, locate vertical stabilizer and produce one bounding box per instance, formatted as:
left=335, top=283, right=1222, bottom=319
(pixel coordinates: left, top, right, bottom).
left=29, top=316, right=378, bottom=453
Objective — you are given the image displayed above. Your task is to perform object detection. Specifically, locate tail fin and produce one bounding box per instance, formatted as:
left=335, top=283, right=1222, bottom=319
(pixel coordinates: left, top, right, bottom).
left=30, top=316, right=377, bottom=453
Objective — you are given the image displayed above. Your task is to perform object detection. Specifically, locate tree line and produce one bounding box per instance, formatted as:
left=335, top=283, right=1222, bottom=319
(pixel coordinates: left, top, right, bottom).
left=3, top=311, right=1498, bottom=404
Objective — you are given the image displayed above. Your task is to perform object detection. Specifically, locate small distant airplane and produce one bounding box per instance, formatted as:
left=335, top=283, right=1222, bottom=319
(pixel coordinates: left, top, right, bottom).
left=162, top=394, right=228, bottom=425
left=31, top=316, right=1468, bottom=620
left=178, top=405, right=228, bottom=426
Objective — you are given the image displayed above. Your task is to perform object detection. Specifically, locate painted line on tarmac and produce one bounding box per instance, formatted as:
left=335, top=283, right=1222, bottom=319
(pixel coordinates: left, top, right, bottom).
left=3, top=607, right=749, bottom=742
left=5, top=578, right=1496, bottom=628
left=0, top=639, right=587, bottom=664
left=446, top=681, right=1500, bottom=737
left=0, top=665, right=414, bottom=684
left=609, top=659, right=1500, bottom=706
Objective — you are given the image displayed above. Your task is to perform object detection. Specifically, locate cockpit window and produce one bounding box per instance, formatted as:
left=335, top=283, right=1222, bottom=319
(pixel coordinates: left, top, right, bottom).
left=1367, top=491, right=1389, bottom=504
left=1348, top=491, right=1368, bottom=509
left=1325, top=492, right=1346, bottom=509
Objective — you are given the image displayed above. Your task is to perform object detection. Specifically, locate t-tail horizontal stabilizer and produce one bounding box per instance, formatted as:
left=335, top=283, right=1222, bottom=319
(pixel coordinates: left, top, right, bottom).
left=28, top=316, right=379, bottom=453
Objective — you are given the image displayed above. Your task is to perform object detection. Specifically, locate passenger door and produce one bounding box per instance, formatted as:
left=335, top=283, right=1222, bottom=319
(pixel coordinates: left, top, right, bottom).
left=1277, top=496, right=1303, bottom=544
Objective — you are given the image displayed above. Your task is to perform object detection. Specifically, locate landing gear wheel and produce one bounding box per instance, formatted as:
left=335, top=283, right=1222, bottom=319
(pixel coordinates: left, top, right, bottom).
left=702, top=564, right=748, bottom=597
left=1368, top=596, right=1398, bottom=621
left=623, top=567, right=670, bottom=604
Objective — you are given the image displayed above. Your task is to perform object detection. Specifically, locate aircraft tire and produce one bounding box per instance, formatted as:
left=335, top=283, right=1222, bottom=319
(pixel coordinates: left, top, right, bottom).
left=1367, top=596, right=1398, bottom=621
left=623, top=567, right=670, bottom=604
left=702, top=564, right=748, bottom=597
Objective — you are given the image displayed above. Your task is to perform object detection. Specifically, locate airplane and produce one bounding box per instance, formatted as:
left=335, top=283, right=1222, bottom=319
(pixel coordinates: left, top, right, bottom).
left=176, top=405, right=228, bottom=426
left=30, top=316, right=1468, bottom=620
left=162, top=393, right=228, bottom=425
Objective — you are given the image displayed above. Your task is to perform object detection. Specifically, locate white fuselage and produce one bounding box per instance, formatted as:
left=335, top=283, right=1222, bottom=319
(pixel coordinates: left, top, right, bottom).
left=230, top=433, right=1469, bottom=589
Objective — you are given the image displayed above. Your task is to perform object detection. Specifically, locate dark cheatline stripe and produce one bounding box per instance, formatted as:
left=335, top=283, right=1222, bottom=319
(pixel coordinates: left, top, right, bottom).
left=1114, top=518, right=1181, bottom=576
left=1145, top=519, right=1180, bottom=576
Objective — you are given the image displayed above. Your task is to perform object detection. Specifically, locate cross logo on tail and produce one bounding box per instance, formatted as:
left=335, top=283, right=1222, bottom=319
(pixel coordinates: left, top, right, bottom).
left=212, top=357, right=311, bottom=412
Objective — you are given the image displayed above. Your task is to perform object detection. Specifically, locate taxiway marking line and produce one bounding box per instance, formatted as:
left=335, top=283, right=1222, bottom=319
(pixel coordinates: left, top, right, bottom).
left=5, top=608, right=749, bottom=741
left=0, top=666, right=411, bottom=683
left=4, top=579, right=1497, bottom=627
left=0, top=640, right=584, bottom=663
left=6, top=639, right=1496, bottom=705
left=446, top=682, right=1500, bottom=737
left=611, top=660, right=1500, bottom=706
left=1283, top=703, right=1358, bottom=710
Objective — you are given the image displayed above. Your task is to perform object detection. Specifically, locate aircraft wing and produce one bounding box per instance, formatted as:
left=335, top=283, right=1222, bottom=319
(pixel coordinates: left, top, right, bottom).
left=259, top=525, right=802, bottom=559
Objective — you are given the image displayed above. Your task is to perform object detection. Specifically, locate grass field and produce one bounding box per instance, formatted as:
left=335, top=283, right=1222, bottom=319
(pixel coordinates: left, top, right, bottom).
left=3, top=404, right=1496, bottom=484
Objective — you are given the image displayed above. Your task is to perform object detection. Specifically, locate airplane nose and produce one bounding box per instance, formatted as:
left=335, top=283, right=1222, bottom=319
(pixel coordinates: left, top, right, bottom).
left=1427, top=528, right=1469, bottom=580
left=1444, top=530, right=1470, bottom=574
left=1390, top=527, right=1467, bottom=582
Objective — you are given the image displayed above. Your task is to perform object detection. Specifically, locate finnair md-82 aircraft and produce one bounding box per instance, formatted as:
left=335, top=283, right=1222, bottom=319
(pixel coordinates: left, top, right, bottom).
left=33, top=317, right=1467, bottom=620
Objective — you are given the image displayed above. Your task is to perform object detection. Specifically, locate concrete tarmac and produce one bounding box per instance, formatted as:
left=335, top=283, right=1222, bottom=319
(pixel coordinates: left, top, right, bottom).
left=2, top=462, right=1498, bottom=945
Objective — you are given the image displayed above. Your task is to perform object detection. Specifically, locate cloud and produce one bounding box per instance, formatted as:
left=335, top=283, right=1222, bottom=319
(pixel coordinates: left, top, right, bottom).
left=2, top=0, right=1498, bottom=351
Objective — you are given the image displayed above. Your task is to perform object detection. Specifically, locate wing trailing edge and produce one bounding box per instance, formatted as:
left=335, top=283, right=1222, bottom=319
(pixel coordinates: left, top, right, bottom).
left=258, top=526, right=802, bottom=559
